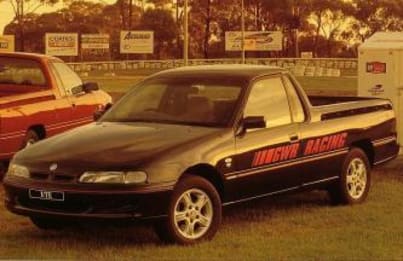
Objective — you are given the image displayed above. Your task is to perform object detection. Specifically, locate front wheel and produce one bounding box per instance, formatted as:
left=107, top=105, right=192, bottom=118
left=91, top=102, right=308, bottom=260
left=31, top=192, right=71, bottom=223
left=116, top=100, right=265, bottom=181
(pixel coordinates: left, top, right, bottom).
left=21, top=130, right=40, bottom=149
left=328, top=148, right=371, bottom=205
left=154, top=175, right=222, bottom=244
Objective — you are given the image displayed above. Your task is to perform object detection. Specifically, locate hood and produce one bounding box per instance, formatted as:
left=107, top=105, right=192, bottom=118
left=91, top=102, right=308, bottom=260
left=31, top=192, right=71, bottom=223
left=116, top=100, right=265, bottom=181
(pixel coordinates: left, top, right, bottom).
left=14, top=121, right=221, bottom=173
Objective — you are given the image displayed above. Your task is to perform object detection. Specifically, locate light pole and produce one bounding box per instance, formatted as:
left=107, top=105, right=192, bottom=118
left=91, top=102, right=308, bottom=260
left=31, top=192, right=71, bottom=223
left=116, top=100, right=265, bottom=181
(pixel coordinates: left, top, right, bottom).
left=183, top=0, right=189, bottom=66
left=241, top=0, right=245, bottom=64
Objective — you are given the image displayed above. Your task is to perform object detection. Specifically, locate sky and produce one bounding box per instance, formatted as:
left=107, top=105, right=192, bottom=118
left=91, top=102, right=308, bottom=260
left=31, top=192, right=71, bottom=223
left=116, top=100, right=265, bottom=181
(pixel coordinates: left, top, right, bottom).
left=0, top=0, right=116, bottom=34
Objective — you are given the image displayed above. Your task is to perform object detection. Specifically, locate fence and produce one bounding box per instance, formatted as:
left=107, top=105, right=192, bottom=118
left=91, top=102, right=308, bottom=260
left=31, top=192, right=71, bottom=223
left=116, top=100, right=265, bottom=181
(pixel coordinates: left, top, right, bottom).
left=67, top=58, right=358, bottom=77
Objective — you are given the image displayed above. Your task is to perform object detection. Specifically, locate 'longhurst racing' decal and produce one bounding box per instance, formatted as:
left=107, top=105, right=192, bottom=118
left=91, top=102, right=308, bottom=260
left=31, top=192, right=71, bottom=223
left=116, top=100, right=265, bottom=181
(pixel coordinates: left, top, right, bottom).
left=303, top=132, right=347, bottom=156
left=252, top=132, right=348, bottom=168
left=252, top=143, right=300, bottom=167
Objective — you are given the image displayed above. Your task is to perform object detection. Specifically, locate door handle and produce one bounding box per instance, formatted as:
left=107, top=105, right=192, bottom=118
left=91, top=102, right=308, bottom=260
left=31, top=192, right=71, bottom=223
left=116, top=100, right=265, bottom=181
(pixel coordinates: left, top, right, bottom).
left=289, top=134, right=299, bottom=143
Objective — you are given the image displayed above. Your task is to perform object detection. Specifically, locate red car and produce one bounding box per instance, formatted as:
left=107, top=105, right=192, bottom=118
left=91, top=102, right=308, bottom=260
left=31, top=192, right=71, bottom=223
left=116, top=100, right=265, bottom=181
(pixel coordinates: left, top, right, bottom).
left=0, top=52, right=111, bottom=170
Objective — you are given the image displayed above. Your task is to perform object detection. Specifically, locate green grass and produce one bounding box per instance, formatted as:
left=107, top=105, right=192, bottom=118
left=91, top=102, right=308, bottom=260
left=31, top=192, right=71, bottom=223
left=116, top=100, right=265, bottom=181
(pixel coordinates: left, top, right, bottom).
left=297, top=77, right=357, bottom=96
left=84, top=74, right=358, bottom=98
left=1, top=164, right=403, bottom=259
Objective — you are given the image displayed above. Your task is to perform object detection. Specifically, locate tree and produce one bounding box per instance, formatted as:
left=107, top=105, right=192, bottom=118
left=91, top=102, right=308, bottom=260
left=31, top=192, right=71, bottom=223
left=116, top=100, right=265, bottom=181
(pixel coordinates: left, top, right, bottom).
left=140, top=8, right=177, bottom=58
left=352, top=0, right=403, bottom=41
left=1, top=0, right=59, bottom=51
left=307, top=0, right=353, bottom=57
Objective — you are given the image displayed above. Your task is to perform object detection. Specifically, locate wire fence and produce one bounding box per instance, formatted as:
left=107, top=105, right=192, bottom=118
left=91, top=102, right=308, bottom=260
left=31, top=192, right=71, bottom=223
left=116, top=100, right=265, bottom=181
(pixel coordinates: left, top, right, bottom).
left=67, top=58, right=358, bottom=77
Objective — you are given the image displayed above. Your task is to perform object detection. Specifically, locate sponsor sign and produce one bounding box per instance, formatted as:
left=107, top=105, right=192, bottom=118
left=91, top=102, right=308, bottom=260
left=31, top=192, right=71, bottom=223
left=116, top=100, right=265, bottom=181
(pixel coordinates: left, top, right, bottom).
left=0, top=35, right=15, bottom=52
left=225, top=31, right=283, bottom=51
left=45, top=33, right=78, bottom=56
left=120, top=31, right=154, bottom=54
left=366, top=61, right=386, bottom=74
left=368, top=84, right=385, bottom=96
left=301, top=52, right=313, bottom=59
left=81, top=34, right=110, bottom=49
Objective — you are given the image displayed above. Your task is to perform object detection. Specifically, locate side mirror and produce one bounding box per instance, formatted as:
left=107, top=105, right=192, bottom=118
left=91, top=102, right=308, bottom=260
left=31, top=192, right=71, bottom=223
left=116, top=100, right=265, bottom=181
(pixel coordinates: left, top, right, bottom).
left=83, top=82, right=99, bottom=93
left=94, top=103, right=113, bottom=121
left=243, top=116, right=266, bottom=130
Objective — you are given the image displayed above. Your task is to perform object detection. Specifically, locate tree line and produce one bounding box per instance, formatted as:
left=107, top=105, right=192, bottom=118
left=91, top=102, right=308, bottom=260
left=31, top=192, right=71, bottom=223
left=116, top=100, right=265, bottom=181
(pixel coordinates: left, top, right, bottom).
left=2, top=0, right=403, bottom=60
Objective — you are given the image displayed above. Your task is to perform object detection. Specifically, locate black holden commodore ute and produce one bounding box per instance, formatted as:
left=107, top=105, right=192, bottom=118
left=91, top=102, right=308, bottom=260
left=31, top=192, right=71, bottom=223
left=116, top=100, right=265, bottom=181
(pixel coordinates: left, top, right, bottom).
left=3, top=65, right=399, bottom=244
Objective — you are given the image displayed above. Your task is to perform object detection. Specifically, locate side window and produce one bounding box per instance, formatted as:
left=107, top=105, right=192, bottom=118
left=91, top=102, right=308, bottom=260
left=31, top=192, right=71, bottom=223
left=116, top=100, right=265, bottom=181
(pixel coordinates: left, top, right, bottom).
left=51, top=62, right=82, bottom=96
left=244, top=77, right=292, bottom=128
left=282, top=76, right=305, bottom=123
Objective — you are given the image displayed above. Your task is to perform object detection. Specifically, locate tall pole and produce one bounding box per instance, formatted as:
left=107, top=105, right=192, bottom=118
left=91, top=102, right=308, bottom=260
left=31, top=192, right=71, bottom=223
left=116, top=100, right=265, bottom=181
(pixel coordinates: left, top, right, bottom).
left=241, top=0, right=245, bottom=64
left=184, top=0, right=189, bottom=66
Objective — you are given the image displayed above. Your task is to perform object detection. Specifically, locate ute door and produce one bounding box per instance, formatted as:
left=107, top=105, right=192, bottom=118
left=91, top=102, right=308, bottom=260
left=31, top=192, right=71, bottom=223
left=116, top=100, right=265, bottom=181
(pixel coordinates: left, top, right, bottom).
left=51, top=62, right=96, bottom=130
left=228, top=75, right=305, bottom=200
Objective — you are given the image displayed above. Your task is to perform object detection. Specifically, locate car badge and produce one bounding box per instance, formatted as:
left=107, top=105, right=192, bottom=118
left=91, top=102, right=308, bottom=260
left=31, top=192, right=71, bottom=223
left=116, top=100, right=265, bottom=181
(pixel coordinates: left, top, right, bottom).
left=225, top=158, right=232, bottom=168
left=49, top=163, right=58, bottom=172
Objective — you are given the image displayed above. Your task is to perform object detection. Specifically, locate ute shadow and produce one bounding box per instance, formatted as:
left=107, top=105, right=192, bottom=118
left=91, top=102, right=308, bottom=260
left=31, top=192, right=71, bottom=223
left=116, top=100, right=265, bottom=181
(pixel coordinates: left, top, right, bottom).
left=23, top=222, right=160, bottom=246
left=222, top=190, right=331, bottom=223
left=16, top=190, right=331, bottom=247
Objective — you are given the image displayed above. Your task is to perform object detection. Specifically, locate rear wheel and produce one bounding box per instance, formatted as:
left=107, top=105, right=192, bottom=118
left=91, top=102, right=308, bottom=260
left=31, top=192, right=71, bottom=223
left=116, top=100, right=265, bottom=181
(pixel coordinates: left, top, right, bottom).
left=328, top=148, right=371, bottom=205
left=154, top=175, right=222, bottom=244
left=30, top=217, right=67, bottom=230
left=21, top=130, right=40, bottom=149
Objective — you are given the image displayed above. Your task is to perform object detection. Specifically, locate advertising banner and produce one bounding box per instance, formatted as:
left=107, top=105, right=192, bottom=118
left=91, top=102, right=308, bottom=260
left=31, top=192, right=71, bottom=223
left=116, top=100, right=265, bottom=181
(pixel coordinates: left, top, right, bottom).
left=120, top=31, right=153, bottom=54
left=81, top=34, right=110, bottom=49
left=0, top=35, right=15, bottom=52
left=225, top=31, right=283, bottom=51
left=81, top=34, right=110, bottom=59
left=45, top=33, right=78, bottom=56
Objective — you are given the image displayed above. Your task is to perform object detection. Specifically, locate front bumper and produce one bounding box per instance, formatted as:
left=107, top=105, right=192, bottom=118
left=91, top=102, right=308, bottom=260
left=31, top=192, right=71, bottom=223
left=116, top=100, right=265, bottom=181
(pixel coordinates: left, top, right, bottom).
left=3, top=178, right=174, bottom=220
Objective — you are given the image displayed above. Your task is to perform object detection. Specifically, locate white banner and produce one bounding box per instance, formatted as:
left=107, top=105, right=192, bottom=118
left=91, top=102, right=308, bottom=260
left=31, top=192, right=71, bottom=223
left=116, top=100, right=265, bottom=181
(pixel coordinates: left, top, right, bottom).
left=120, top=31, right=153, bottom=54
left=81, top=34, right=110, bottom=49
left=0, top=35, right=15, bottom=52
left=45, top=33, right=78, bottom=56
left=225, top=31, right=283, bottom=51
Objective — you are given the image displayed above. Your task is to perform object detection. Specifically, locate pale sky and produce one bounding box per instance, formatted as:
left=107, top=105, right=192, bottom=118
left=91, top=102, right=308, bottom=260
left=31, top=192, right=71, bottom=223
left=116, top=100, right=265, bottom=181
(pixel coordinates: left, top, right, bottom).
left=0, top=0, right=116, bottom=34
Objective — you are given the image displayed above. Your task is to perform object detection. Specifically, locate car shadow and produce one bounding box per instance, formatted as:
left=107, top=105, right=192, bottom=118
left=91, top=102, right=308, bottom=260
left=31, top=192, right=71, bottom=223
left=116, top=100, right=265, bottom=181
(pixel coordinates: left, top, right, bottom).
left=12, top=190, right=331, bottom=246
left=222, top=190, right=331, bottom=222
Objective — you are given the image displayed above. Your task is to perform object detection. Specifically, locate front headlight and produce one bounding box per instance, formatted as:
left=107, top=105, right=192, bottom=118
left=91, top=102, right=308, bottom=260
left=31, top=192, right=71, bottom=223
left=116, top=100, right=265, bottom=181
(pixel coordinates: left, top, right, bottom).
left=79, top=171, right=148, bottom=184
left=6, top=164, right=30, bottom=178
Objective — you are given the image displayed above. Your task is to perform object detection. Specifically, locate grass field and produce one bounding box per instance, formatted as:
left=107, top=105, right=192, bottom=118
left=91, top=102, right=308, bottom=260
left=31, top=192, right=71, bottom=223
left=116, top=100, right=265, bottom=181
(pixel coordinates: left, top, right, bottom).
left=83, top=72, right=358, bottom=98
left=1, top=163, right=402, bottom=260
left=2, top=75, right=403, bottom=259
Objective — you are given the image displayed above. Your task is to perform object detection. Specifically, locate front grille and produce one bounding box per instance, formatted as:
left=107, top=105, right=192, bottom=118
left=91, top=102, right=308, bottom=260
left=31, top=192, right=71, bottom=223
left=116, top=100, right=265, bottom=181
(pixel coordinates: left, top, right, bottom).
left=17, top=194, right=140, bottom=215
left=19, top=197, right=90, bottom=213
left=29, top=172, right=76, bottom=183
left=30, top=172, right=48, bottom=180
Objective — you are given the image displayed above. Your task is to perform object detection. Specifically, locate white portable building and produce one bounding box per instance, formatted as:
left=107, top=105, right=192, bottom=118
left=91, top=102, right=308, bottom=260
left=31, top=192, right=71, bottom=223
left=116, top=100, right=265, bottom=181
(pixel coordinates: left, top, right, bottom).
left=358, top=32, right=403, bottom=145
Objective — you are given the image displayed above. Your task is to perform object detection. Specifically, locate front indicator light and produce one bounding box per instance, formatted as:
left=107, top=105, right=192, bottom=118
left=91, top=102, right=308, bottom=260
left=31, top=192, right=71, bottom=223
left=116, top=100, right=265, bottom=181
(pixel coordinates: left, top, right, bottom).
left=79, top=171, right=147, bottom=184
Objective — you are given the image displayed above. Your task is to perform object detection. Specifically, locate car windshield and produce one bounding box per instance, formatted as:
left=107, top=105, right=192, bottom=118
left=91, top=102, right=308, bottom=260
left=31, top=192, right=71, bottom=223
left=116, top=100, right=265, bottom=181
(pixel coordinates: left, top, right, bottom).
left=102, top=77, right=244, bottom=127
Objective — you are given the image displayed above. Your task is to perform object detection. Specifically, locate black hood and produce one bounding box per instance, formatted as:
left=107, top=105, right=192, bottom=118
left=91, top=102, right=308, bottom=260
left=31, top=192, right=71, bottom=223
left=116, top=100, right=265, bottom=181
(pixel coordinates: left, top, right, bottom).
left=14, top=122, right=221, bottom=173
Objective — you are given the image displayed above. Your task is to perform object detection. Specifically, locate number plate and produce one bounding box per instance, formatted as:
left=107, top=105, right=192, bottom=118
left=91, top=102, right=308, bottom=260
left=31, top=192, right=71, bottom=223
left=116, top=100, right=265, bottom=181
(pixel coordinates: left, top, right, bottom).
left=29, top=189, right=65, bottom=202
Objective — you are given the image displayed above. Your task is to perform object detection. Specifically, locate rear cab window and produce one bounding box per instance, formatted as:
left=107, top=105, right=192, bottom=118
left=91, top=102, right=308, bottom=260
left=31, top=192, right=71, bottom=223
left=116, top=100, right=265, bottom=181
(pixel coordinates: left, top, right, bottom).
left=0, top=57, right=48, bottom=91
left=282, top=75, right=306, bottom=123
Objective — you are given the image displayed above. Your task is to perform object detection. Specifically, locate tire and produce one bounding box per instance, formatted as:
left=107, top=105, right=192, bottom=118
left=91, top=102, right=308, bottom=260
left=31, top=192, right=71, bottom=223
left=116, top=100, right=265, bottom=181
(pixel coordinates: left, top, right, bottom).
left=30, top=217, right=67, bottom=230
left=21, top=130, right=40, bottom=149
left=328, top=148, right=371, bottom=205
left=154, top=175, right=222, bottom=245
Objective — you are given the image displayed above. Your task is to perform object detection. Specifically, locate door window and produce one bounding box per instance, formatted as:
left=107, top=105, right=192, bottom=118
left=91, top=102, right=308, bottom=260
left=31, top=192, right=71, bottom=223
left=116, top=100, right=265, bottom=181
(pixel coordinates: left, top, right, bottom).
left=51, top=62, right=82, bottom=96
left=244, top=77, right=292, bottom=128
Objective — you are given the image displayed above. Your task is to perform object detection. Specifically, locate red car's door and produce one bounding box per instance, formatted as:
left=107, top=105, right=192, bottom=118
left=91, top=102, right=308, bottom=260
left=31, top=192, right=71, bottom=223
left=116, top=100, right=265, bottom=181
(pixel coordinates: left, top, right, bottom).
left=50, top=62, right=96, bottom=130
